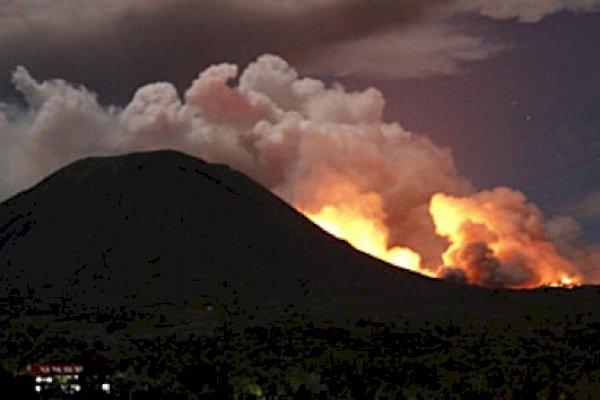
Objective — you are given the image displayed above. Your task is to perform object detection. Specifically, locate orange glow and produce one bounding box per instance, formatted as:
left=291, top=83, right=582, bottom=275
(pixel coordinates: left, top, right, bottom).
left=295, top=181, right=582, bottom=289
left=296, top=182, right=433, bottom=277
left=548, top=275, right=576, bottom=289
left=304, top=204, right=427, bottom=274
left=429, top=190, right=582, bottom=289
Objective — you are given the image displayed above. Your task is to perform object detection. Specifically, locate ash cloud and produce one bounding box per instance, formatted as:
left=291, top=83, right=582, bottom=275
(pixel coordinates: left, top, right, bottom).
left=1, top=55, right=598, bottom=286
left=0, top=55, right=469, bottom=273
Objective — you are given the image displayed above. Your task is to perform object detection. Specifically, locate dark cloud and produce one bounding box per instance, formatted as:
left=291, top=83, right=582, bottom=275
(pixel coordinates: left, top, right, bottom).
left=0, top=0, right=438, bottom=104
left=2, top=0, right=599, bottom=105
left=454, top=0, right=600, bottom=22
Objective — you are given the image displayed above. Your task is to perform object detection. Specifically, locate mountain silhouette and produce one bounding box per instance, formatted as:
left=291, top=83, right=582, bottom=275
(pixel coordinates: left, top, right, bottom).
left=2, top=150, right=599, bottom=399
left=0, top=150, right=597, bottom=337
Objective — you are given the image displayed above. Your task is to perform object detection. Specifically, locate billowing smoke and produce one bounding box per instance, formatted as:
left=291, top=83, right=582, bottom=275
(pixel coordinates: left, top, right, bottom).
left=430, top=188, right=582, bottom=288
left=0, top=55, right=597, bottom=287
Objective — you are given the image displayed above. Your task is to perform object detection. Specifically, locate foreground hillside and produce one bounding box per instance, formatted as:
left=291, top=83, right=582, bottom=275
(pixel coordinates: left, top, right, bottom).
left=0, top=150, right=599, bottom=398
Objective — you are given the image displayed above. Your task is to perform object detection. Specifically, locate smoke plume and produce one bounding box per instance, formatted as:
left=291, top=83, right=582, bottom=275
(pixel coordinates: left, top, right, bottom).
left=430, top=188, right=582, bottom=288
left=0, top=55, right=597, bottom=287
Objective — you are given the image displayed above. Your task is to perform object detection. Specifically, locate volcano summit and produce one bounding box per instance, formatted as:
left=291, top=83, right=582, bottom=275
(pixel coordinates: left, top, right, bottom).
left=0, top=150, right=469, bottom=323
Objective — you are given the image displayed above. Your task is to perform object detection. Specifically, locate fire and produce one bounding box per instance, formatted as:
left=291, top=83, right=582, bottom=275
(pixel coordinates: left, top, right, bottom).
left=429, top=189, right=582, bottom=289
left=304, top=204, right=427, bottom=274
left=297, top=182, right=432, bottom=276
left=297, top=183, right=582, bottom=289
left=548, top=275, right=576, bottom=289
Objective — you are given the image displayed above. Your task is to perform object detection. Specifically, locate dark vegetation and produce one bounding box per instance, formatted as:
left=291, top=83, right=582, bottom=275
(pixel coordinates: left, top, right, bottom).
left=0, top=150, right=599, bottom=398
left=1, top=295, right=600, bottom=399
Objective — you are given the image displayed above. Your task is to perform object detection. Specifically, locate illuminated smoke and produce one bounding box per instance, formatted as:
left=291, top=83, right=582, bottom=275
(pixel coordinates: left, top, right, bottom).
left=0, top=55, right=596, bottom=287
left=430, top=188, right=582, bottom=288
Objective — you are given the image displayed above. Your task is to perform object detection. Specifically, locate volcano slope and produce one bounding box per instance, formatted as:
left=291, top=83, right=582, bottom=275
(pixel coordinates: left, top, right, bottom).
left=0, top=150, right=489, bottom=322
left=1, top=150, right=599, bottom=397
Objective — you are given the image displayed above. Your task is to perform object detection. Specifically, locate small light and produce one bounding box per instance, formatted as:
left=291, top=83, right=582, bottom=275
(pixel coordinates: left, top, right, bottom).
left=45, top=377, right=53, bottom=383
left=35, top=377, right=42, bottom=383
left=35, top=385, right=41, bottom=392
left=71, top=384, right=81, bottom=392
left=101, top=383, right=110, bottom=392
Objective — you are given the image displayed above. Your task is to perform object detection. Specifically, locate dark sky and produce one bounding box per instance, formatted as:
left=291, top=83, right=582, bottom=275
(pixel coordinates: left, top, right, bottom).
left=0, top=0, right=599, bottom=243
left=371, top=11, right=600, bottom=241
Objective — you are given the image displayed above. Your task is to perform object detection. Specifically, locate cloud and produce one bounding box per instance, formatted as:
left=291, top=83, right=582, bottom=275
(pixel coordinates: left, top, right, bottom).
left=298, top=0, right=600, bottom=79
left=0, top=0, right=438, bottom=101
left=0, top=55, right=471, bottom=272
left=1, top=0, right=598, bottom=101
left=566, top=191, right=600, bottom=220
left=454, top=0, right=600, bottom=23
left=2, top=54, right=598, bottom=286
left=299, top=23, right=503, bottom=79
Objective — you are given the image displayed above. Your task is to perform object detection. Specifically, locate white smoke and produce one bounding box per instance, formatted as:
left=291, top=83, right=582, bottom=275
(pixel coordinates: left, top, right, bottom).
left=0, top=55, right=469, bottom=267
left=1, top=54, right=598, bottom=285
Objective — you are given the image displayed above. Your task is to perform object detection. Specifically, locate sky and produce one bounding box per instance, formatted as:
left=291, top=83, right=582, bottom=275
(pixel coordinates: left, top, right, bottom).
left=0, top=0, right=599, bottom=286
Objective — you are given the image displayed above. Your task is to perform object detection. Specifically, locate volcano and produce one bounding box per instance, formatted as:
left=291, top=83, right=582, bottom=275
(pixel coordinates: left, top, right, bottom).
left=2, top=150, right=600, bottom=399
left=0, top=150, right=458, bottom=320
left=0, top=150, right=597, bottom=342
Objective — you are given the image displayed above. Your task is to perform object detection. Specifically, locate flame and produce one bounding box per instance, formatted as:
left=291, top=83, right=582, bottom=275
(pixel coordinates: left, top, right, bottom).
left=295, top=182, right=581, bottom=289
left=305, top=207, right=426, bottom=275
left=429, top=190, right=582, bottom=289
left=304, top=204, right=428, bottom=274
left=296, top=182, right=432, bottom=276
left=548, top=275, right=577, bottom=289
